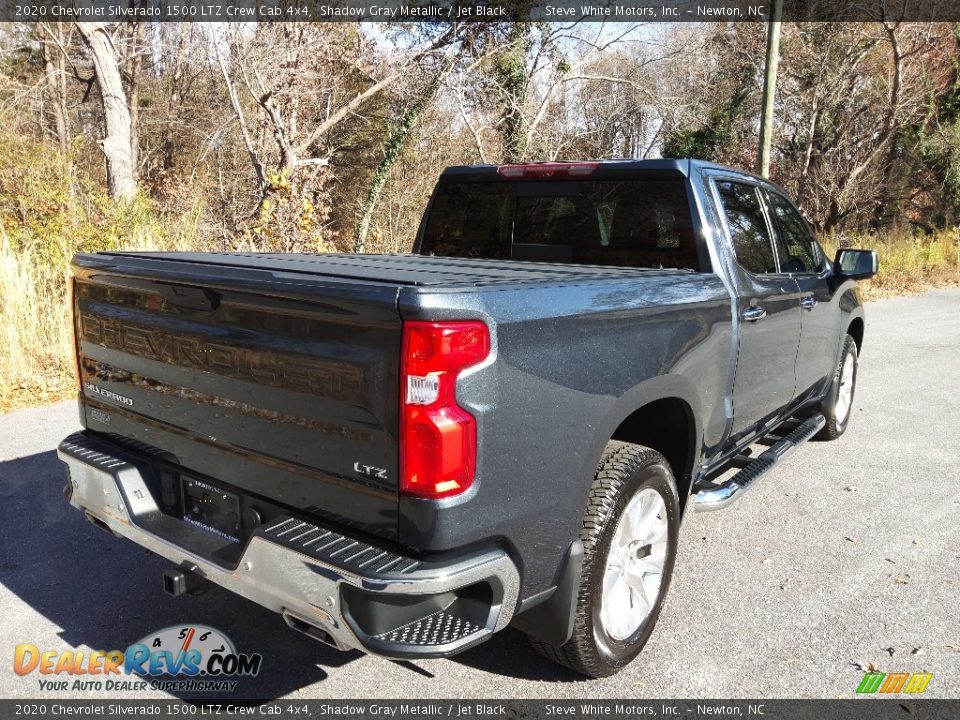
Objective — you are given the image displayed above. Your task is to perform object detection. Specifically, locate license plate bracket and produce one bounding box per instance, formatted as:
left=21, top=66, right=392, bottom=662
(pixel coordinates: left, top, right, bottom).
left=181, top=476, right=241, bottom=543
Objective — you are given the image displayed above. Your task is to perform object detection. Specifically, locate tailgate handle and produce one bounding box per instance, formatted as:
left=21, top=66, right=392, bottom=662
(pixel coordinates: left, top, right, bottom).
left=159, top=284, right=221, bottom=311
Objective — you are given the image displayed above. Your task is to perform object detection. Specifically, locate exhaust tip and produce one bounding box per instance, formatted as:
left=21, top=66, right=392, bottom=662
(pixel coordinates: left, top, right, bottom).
left=282, top=610, right=344, bottom=651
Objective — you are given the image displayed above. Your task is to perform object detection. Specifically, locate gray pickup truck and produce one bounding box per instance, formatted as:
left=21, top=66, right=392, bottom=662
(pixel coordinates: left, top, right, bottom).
left=59, top=159, right=877, bottom=677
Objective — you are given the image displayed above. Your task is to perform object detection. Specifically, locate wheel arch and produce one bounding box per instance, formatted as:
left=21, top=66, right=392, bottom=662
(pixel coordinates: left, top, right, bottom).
left=579, top=375, right=703, bottom=516
left=838, top=286, right=865, bottom=354
left=847, top=315, right=864, bottom=353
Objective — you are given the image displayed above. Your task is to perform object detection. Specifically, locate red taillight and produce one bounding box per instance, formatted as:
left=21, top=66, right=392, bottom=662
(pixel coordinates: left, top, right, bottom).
left=400, top=321, right=490, bottom=499
left=496, top=162, right=599, bottom=179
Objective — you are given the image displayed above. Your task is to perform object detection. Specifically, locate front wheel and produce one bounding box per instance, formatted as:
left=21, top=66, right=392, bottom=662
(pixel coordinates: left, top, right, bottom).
left=529, top=441, right=680, bottom=677
left=816, top=333, right=859, bottom=440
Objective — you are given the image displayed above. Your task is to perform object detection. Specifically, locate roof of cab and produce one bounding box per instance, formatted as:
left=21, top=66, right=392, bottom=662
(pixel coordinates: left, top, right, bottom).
left=437, top=158, right=750, bottom=180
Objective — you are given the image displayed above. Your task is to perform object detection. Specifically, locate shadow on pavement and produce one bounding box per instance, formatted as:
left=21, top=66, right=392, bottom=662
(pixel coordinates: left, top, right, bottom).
left=449, top=629, right=585, bottom=683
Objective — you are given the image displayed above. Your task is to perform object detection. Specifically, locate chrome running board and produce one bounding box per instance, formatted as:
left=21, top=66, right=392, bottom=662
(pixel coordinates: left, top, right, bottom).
left=692, top=414, right=826, bottom=512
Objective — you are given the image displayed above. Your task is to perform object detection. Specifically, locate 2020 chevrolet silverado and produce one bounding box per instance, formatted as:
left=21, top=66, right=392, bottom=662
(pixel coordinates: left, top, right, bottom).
left=59, top=159, right=877, bottom=677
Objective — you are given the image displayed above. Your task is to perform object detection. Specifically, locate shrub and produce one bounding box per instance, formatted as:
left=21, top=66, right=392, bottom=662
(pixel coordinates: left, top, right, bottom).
left=0, top=134, right=211, bottom=412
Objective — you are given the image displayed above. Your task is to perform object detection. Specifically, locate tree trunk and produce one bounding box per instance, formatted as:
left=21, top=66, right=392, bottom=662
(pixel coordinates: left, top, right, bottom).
left=354, top=71, right=445, bottom=253
left=217, top=53, right=268, bottom=207
left=76, top=22, right=136, bottom=202
left=125, top=21, right=146, bottom=176
left=38, top=25, right=70, bottom=156
left=496, top=23, right=531, bottom=163
left=870, top=23, right=905, bottom=231
left=163, top=24, right=188, bottom=171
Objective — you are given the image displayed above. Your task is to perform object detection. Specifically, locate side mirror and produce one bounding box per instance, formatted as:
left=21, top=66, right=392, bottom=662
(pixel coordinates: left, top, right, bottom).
left=834, top=248, right=878, bottom=280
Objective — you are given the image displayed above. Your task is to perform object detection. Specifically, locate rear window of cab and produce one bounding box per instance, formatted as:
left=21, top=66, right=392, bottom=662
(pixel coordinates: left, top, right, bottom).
left=419, top=179, right=701, bottom=271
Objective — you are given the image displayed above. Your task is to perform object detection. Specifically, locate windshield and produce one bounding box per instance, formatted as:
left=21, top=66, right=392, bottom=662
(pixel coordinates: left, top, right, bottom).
left=418, top=179, right=700, bottom=270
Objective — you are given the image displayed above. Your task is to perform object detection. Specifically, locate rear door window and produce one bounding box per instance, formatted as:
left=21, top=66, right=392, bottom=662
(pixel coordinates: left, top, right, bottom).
left=715, top=181, right=778, bottom=274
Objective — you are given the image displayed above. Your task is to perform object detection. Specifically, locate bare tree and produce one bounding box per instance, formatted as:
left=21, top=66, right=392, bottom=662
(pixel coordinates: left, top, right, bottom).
left=37, top=24, right=71, bottom=155
left=354, top=64, right=450, bottom=252
left=75, top=22, right=136, bottom=201
left=772, top=23, right=949, bottom=232
left=457, top=23, right=647, bottom=163
left=122, top=21, right=147, bottom=174
left=214, top=24, right=466, bottom=248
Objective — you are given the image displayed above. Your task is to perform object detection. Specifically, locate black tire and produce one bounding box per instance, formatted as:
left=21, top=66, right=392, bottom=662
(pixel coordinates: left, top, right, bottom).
left=529, top=441, right=680, bottom=678
left=815, top=333, right=859, bottom=441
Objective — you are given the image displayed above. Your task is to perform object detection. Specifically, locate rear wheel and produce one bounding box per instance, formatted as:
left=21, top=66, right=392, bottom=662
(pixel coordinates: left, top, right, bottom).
left=529, top=441, right=680, bottom=677
left=816, top=334, right=859, bottom=440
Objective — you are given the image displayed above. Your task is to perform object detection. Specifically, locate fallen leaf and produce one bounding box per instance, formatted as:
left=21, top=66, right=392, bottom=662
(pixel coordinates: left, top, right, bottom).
left=911, top=647, right=924, bottom=656
left=856, top=661, right=880, bottom=672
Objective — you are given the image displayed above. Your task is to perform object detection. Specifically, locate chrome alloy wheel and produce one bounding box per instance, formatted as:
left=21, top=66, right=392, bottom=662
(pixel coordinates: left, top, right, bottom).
left=600, top=488, right=669, bottom=641
left=835, top=351, right=855, bottom=425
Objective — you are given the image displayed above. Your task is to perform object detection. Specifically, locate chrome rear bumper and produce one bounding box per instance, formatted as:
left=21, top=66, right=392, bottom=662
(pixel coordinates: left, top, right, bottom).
left=58, top=432, right=519, bottom=658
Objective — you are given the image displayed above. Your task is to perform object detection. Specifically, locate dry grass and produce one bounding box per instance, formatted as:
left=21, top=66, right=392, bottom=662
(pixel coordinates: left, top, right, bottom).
left=0, top=136, right=206, bottom=413
left=822, top=229, right=960, bottom=301
left=0, top=228, right=197, bottom=413
left=0, top=230, right=73, bottom=411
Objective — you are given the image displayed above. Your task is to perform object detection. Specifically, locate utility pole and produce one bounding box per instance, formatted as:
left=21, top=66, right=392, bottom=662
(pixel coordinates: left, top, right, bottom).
left=758, top=0, right=783, bottom=178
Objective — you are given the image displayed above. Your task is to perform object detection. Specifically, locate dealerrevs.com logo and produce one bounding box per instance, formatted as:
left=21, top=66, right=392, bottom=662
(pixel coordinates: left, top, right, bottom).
left=14, top=625, right=263, bottom=693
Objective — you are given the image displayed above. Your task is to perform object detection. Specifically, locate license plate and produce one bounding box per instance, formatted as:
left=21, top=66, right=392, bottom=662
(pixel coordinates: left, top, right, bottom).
left=181, top=477, right=241, bottom=542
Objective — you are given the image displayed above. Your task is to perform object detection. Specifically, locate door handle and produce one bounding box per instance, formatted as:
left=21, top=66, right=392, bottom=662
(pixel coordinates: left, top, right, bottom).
left=743, top=304, right=767, bottom=322
left=800, top=295, right=817, bottom=310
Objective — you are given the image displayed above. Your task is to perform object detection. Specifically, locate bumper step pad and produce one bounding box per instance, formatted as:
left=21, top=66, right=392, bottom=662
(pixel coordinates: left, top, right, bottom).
left=261, top=518, right=420, bottom=576
left=375, top=610, right=482, bottom=646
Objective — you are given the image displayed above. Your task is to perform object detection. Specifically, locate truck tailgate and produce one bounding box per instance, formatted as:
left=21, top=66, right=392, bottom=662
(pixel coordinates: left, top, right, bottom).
left=72, top=252, right=402, bottom=541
